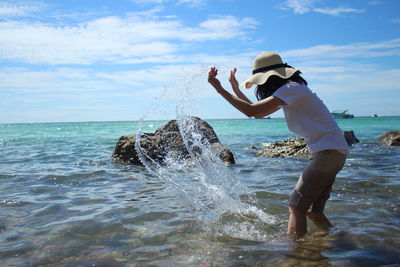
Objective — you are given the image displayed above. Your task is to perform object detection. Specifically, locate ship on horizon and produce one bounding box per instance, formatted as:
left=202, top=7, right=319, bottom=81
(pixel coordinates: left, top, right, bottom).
left=331, top=110, right=354, bottom=119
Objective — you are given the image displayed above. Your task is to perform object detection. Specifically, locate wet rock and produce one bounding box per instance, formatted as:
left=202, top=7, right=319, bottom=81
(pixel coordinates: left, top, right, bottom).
left=112, top=117, right=235, bottom=165
left=378, top=130, right=400, bottom=146
left=343, top=130, right=359, bottom=146
left=256, top=137, right=309, bottom=159
left=210, top=142, right=235, bottom=164
left=256, top=131, right=358, bottom=159
left=112, top=134, right=141, bottom=164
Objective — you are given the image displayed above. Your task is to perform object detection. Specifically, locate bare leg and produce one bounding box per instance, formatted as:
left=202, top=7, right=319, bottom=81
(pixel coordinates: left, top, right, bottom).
left=307, top=212, right=333, bottom=231
left=288, top=207, right=307, bottom=237
left=307, top=189, right=333, bottom=231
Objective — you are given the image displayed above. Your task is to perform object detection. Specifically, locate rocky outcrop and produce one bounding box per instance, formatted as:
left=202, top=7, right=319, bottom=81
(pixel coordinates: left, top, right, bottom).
left=256, top=137, right=309, bottom=159
left=255, top=131, right=359, bottom=159
left=378, top=130, right=400, bottom=146
left=112, top=117, right=235, bottom=165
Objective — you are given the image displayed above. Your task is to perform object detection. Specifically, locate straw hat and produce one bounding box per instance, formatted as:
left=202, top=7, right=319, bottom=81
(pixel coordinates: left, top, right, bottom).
left=241, top=51, right=300, bottom=89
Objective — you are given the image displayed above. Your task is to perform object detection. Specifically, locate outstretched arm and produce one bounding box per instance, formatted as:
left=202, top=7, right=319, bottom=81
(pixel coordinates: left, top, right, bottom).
left=208, top=67, right=283, bottom=118
left=229, top=68, right=253, bottom=104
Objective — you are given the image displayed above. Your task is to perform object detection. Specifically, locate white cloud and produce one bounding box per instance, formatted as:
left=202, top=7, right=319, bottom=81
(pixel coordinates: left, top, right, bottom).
left=314, top=7, right=365, bottom=16
left=194, top=16, right=257, bottom=40
left=281, top=0, right=365, bottom=16
left=200, top=16, right=256, bottom=31
left=3, top=37, right=399, bottom=106
left=391, top=18, right=400, bottom=24
left=309, top=68, right=400, bottom=92
left=0, top=64, right=209, bottom=97
left=176, top=0, right=206, bottom=8
left=0, top=13, right=256, bottom=65
left=2, top=36, right=400, bottom=122
left=61, top=105, right=105, bottom=110
left=282, top=0, right=318, bottom=14
left=0, top=67, right=110, bottom=93
left=281, top=39, right=400, bottom=60
left=0, top=1, right=44, bottom=17
left=131, top=0, right=206, bottom=8
left=131, top=0, right=169, bottom=4
left=369, top=1, right=382, bottom=5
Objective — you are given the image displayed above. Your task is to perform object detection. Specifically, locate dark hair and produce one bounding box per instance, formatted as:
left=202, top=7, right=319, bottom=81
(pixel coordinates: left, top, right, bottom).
left=255, top=72, right=308, bottom=101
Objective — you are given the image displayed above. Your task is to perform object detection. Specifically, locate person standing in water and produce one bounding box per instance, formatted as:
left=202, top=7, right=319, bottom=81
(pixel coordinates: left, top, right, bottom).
left=207, top=51, right=349, bottom=237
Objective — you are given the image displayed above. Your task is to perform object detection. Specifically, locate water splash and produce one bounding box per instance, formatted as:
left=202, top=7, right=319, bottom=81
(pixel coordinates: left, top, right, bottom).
left=135, top=66, right=281, bottom=241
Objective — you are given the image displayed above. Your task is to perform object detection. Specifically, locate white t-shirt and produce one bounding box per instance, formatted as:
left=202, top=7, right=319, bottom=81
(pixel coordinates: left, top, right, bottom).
left=272, top=81, right=349, bottom=155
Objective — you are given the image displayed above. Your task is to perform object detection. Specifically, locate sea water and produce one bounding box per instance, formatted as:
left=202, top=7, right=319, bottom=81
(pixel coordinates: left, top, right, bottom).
left=0, top=116, right=400, bottom=266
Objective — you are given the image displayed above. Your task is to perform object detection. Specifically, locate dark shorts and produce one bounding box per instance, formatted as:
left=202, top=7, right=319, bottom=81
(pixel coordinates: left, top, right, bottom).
left=289, top=150, right=346, bottom=212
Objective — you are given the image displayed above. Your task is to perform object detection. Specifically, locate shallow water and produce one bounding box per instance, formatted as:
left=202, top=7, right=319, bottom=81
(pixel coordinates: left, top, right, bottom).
left=0, top=117, right=399, bottom=266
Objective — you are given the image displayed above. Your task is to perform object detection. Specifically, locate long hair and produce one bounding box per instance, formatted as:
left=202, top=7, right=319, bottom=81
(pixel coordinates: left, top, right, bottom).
left=255, top=72, right=308, bottom=101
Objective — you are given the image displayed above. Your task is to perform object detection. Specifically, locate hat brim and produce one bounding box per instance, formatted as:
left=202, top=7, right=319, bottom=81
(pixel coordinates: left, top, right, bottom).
left=241, top=67, right=300, bottom=89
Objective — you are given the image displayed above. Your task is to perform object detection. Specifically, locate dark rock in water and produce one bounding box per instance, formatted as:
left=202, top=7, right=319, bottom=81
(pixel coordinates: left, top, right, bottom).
left=378, top=130, right=400, bottom=146
left=112, top=134, right=142, bottom=164
left=256, top=131, right=358, bottom=159
left=210, top=142, right=235, bottom=164
left=256, top=137, right=309, bottom=159
left=112, top=117, right=235, bottom=165
left=343, top=130, right=359, bottom=146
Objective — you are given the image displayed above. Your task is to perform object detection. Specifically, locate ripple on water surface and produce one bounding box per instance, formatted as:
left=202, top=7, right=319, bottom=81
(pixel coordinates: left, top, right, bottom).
left=0, top=118, right=399, bottom=266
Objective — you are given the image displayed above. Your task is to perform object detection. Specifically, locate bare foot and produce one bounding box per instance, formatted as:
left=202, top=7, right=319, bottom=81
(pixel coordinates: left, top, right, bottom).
left=306, top=212, right=333, bottom=231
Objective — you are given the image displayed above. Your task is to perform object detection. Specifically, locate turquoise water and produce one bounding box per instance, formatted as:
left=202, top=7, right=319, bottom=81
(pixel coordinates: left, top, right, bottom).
left=0, top=117, right=399, bottom=266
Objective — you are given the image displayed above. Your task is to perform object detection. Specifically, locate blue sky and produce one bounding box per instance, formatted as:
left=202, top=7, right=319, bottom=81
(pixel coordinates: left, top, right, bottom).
left=0, top=0, right=399, bottom=123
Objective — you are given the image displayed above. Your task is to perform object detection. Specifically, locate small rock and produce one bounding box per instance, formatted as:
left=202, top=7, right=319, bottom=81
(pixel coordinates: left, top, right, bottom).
left=256, top=131, right=358, bottom=159
left=343, top=130, right=359, bottom=146
left=256, top=137, right=309, bottom=159
left=378, top=130, right=400, bottom=146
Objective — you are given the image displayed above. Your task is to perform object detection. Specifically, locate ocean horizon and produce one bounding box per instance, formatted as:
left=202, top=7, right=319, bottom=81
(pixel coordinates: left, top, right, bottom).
left=2, top=114, right=400, bottom=125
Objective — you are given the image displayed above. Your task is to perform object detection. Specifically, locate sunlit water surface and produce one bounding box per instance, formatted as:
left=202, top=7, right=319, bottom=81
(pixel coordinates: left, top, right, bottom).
left=0, top=116, right=399, bottom=266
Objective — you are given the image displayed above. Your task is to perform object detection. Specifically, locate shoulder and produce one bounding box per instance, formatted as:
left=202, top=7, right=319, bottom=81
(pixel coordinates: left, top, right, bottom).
left=273, top=82, right=309, bottom=105
left=277, top=81, right=310, bottom=94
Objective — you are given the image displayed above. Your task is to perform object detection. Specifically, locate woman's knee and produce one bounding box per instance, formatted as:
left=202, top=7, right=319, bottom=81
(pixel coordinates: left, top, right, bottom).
left=289, top=189, right=313, bottom=211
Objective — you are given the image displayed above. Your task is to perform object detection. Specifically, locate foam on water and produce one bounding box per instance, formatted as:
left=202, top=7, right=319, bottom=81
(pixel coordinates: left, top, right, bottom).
left=134, top=67, right=281, bottom=241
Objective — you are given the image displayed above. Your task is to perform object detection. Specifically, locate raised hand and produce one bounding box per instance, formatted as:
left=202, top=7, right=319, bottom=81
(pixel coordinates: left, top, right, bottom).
left=229, top=68, right=239, bottom=91
left=229, top=67, right=252, bottom=104
left=208, top=67, right=222, bottom=90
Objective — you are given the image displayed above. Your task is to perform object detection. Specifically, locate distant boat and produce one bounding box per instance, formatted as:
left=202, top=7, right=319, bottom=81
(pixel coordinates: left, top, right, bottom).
left=253, top=116, right=271, bottom=119
left=331, top=110, right=354, bottom=119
